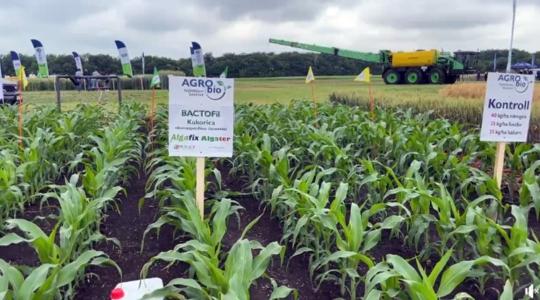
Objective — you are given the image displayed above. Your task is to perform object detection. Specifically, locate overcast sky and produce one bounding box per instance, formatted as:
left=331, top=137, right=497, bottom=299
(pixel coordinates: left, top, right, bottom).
left=1, top=0, right=539, bottom=58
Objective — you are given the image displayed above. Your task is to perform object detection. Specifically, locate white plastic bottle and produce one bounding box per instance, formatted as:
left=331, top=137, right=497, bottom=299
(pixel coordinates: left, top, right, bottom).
left=110, top=278, right=164, bottom=300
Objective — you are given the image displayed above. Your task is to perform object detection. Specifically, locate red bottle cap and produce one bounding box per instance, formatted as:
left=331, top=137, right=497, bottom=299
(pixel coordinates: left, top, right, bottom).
left=110, top=288, right=125, bottom=299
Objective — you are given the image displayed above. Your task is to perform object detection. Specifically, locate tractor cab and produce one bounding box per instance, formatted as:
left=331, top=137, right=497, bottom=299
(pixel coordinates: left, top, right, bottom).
left=454, top=51, right=479, bottom=74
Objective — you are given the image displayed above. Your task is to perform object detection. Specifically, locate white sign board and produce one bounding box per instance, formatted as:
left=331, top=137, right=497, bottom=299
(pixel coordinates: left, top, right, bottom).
left=168, top=76, right=234, bottom=157
left=480, top=72, right=535, bottom=142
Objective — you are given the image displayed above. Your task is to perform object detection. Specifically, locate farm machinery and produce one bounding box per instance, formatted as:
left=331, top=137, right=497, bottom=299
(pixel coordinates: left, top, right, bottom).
left=269, top=38, right=478, bottom=84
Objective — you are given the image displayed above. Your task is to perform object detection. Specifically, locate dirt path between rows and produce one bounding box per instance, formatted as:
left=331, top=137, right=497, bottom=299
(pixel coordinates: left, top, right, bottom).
left=77, top=172, right=184, bottom=299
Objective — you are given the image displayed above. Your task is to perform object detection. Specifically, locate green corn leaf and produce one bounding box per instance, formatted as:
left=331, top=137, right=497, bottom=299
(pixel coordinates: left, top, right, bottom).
left=499, top=280, right=513, bottom=300
left=427, top=249, right=452, bottom=287
left=437, top=260, right=475, bottom=297
left=250, top=242, right=283, bottom=281
left=386, top=255, right=421, bottom=282
left=56, top=250, right=117, bottom=288
left=15, top=264, right=54, bottom=300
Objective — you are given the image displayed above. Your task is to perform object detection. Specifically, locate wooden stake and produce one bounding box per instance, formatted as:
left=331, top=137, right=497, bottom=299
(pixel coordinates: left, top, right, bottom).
left=310, top=82, right=318, bottom=120
left=17, top=79, right=23, bottom=149
left=196, top=157, right=205, bottom=218
left=368, top=82, right=374, bottom=115
left=493, top=142, right=506, bottom=188
left=149, top=87, right=156, bottom=147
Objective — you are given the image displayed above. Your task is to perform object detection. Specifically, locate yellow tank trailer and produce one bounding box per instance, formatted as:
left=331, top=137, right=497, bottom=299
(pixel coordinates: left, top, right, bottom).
left=391, top=50, right=438, bottom=68
left=269, top=38, right=479, bottom=84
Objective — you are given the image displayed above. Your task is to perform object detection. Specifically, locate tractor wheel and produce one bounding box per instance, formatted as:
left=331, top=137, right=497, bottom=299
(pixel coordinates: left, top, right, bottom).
left=404, top=69, right=424, bottom=84
left=446, top=75, right=458, bottom=84
left=383, top=69, right=402, bottom=84
left=428, top=68, right=446, bottom=84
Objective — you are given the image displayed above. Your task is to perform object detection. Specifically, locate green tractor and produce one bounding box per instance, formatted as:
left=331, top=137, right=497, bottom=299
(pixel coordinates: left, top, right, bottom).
left=269, top=38, right=478, bottom=84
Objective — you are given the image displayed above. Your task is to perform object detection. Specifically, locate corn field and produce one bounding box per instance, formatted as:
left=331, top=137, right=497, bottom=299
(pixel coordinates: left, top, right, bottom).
left=1, top=100, right=540, bottom=299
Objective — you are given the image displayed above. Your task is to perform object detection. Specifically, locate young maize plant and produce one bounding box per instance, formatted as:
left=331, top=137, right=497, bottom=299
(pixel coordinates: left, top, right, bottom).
left=0, top=219, right=119, bottom=299
left=0, top=105, right=108, bottom=229
left=142, top=196, right=293, bottom=299
left=142, top=105, right=294, bottom=299
left=43, top=174, right=121, bottom=260
left=0, top=150, right=24, bottom=225
left=484, top=205, right=540, bottom=296
left=0, top=103, right=146, bottom=299
left=364, top=249, right=509, bottom=300
left=311, top=198, right=406, bottom=299
left=221, top=101, right=534, bottom=298
left=519, top=160, right=540, bottom=218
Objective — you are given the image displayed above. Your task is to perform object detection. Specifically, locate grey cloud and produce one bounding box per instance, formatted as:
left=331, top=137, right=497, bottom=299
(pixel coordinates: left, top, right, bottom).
left=197, top=0, right=349, bottom=21
left=0, top=0, right=538, bottom=58
left=360, top=0, right=513, bottom=29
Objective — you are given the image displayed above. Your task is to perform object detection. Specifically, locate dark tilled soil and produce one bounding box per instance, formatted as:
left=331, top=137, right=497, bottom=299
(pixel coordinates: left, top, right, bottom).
left=4, top=164, right=539, bottom=299
left=76, top=174, right=186, bottom=299
left=75, top=163, right=345, bottom=299
left=224, top=196, right=343, bottom=299
left=0, top=202, right=58, bottom=267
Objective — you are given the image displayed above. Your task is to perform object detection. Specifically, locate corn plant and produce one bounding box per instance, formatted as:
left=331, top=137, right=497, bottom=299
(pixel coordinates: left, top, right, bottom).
left=519, top=160, right=540, bottom=218
left=0, top=251, right=117, bottom=300
left=0, top=219, right=119, bottom=299
left=311, top=195, right=406, bottom=299
left=0, top=150, right=24, bottom=226
left=143, top=238, right=291, bottom=300
left=142, top=196, right=292, bottom=299
left=42, top=174, right=121, bottom=259
left=364, top=249, right=509, bottom=300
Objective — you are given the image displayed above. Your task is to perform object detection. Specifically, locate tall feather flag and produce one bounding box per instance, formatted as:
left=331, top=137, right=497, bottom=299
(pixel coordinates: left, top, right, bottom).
left=30, top=39, right=49, bottom=77
left=219, top=66, right=228, bottom=78
left=150, top=67, right=160, bottom=88
left=72, top=52, right=83, bottom=75
left=10, top=51, right=21, bottom=77
left=115, top=40, right=134, bottom=77
left=305, top=66, right=315, bottom=83
left=190, top=42, right=206, bottom=77
left=354, top=67, right=370, bottom=82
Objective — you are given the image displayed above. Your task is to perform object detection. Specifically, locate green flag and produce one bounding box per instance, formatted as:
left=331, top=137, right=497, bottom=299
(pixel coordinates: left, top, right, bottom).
left=150, top=67, right=160, bottom=88
left=219, top=66, right=228, bottom=78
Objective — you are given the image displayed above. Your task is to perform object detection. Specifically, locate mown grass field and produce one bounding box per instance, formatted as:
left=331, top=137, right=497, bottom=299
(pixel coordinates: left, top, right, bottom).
left=19, top=75, right=540, bottom=118
left=20, top=76, right=446, bottom=107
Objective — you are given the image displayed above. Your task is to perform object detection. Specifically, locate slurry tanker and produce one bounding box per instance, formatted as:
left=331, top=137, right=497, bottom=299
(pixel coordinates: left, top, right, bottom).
left=269, top=38, right=478, bottom=84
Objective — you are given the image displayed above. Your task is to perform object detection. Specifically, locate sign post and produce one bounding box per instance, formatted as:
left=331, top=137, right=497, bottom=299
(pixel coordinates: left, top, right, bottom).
left=480, top=72, right=535, bottom=188
left=168, top=76, right=234, bottom=217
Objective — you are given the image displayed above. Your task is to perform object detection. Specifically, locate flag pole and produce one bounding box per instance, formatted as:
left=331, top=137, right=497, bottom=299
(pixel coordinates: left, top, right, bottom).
left=311, top=81, right=318, bottom=118
left=149, top=86, right=156, bottom=148
left=17, top=77, right=23, bottom=149
left=494, top=0, right=517, bottom=188
left=368, top=81, right=374, bottom=115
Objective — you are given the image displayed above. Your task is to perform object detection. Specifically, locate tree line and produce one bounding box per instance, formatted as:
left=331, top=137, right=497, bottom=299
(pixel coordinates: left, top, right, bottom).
left=1, top=49, right=538, bottom=78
